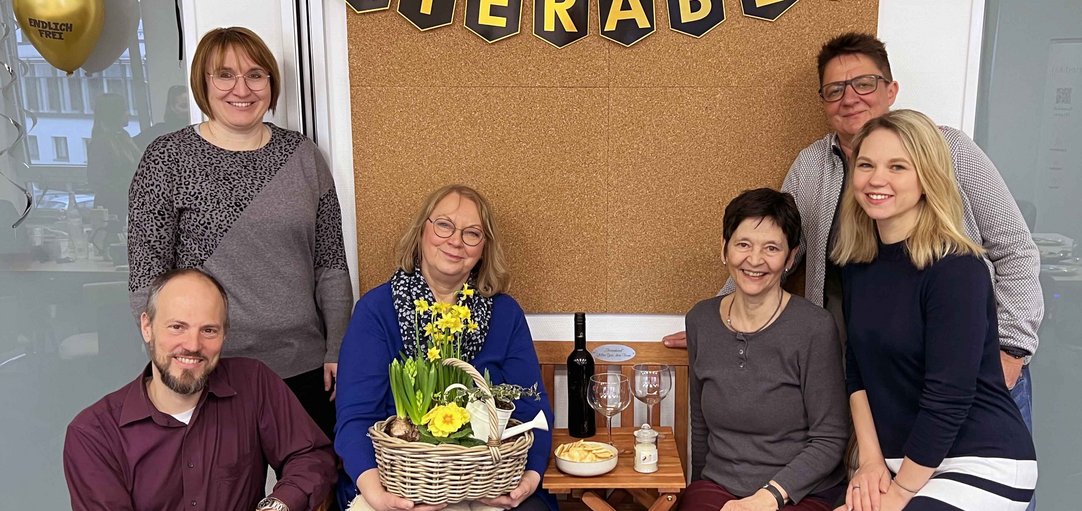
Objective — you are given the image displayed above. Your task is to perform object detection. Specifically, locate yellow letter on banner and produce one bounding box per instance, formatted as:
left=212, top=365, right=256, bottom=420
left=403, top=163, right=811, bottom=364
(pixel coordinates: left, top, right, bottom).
left=545, top=0, right=577, bottom=32
left=479, top=0, right=509, bottom=26
left=679, top=0, right=710, bottom=23
left=604, top=0, right=650, bottom=30
left=420, top=0, right=434, bottom=14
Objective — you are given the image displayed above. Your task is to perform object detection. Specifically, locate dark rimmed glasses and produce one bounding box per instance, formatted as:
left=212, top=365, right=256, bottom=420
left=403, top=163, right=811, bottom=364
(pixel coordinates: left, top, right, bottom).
left=208, top=70, right=271, bottom=91
left=428, top=218, right=485, bottom=246
left=818, top=74, right=888, bottom=102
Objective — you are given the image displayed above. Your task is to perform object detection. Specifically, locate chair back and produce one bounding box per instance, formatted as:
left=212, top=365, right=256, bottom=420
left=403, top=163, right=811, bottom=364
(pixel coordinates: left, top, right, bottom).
left=534, top=340, right=690, bottom=466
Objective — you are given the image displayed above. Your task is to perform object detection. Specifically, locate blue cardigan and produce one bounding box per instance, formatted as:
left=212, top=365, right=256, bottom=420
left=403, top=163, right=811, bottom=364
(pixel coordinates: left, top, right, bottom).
left=335, top=281, right=555, bottom=507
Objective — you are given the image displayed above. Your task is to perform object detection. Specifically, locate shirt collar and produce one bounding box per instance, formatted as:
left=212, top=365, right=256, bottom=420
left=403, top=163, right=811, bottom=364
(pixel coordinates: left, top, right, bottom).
left=118, top=362, right=237, bottom=427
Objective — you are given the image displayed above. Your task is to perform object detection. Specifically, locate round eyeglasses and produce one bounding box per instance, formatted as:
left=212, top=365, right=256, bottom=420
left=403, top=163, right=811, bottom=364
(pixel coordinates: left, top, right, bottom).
left=208, top=70, right=271, bottom=92
left=818, top=74, right=888, bottom=102
left=428, top=218, right=485, bottom=246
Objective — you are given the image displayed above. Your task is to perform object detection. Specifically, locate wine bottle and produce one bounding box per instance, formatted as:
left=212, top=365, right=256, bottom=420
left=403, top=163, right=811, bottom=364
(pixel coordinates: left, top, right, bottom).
left=567, top=312, right=596, bottom=438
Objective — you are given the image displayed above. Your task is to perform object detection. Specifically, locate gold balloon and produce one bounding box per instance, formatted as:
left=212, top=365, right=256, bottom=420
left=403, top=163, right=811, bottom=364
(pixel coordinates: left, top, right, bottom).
left=14, top=0, right=105, bottom=75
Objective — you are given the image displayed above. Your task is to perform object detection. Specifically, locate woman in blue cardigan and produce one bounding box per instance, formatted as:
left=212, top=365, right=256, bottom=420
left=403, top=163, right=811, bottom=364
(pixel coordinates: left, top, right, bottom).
left=335, top=184, right=554, bottom=511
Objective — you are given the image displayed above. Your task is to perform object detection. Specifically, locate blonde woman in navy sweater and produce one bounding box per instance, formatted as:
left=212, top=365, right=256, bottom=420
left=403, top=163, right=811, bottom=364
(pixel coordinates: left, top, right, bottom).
left=832, top=110, right=1036, bottom=511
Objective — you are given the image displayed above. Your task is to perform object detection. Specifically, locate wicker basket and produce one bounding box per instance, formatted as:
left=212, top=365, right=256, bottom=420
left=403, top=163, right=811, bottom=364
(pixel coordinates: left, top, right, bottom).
left=369, top=358, right=534, bottom=504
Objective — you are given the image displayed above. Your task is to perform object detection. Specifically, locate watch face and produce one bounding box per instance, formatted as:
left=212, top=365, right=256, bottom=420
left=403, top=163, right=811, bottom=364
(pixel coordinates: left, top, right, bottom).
left=257, top=497, right=287, bottom=511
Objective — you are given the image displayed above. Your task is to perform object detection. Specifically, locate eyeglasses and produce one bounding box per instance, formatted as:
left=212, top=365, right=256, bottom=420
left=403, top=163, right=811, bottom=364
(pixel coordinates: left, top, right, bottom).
left=818, top=74, right=888, bottom=102
left=208, top=70, right=271, bottom=92
left=428, top=218, right=485, bottom=246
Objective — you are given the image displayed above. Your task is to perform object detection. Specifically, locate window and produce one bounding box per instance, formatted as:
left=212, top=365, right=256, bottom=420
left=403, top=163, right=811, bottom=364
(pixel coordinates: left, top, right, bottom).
left=26, top=135, right=39, bottom=160
left=52, top=136, right=69, bottom=161
left=46, top=77, right=61, bottom=112
left=67, top=77, right=85, bottom=113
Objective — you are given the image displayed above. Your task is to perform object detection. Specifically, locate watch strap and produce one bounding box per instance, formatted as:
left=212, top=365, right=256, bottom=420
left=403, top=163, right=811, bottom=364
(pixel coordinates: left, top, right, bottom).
left=761, top=483, right=785, bottom=510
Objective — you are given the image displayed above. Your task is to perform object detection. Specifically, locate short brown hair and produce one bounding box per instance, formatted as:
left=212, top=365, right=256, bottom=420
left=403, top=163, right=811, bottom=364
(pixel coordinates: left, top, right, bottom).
left=145, top=268, right=230, bottom=333
left=817, top=32, right=893, bottom=85
left=395, top=184, right=510, bottom=297
left=189, top=27, right=280, bottom=119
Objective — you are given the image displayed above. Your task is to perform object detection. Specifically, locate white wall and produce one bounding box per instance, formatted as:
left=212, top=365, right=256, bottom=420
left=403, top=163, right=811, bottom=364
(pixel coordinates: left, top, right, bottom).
left=878, top=0, right=984, bottom=135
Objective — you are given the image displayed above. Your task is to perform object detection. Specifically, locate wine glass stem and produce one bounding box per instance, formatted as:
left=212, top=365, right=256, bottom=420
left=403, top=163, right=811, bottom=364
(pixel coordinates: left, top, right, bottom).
left=607, top=417, right=614, bottom=445
left=647, top=404, right=653, bottom=426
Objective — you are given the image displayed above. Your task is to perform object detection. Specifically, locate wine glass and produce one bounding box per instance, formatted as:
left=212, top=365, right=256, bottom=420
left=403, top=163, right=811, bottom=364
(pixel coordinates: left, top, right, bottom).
left=632, top=364, right=672, bottom=427
left=587, top=373, right=631, bottom=445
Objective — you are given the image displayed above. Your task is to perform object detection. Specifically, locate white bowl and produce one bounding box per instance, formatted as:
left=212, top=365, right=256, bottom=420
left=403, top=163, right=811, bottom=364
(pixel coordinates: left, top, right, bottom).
left=554, top=442, right=618, bottom=477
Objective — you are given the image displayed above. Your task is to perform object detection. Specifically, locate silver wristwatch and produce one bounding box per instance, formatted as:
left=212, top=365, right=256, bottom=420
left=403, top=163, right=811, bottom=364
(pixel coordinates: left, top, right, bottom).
left=256, top=497, right=289, bottom=511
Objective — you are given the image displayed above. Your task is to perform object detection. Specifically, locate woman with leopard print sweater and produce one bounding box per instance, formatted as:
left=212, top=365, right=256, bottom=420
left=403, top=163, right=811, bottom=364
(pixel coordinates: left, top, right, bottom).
left=127, top=27, right=352, bottom=441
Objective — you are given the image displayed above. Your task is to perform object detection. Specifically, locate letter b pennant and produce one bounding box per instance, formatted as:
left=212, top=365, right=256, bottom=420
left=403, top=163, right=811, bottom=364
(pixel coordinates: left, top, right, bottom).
left=667, top=0, right=724, bottom=37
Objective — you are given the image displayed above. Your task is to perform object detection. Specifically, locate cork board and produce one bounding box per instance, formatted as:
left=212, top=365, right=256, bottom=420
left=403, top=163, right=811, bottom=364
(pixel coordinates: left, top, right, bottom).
left=348, top=0, right=878, bottom=314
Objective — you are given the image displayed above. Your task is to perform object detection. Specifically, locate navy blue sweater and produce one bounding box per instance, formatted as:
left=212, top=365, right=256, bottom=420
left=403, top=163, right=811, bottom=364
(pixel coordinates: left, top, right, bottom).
left=842, top=242, right=1035, bottom=468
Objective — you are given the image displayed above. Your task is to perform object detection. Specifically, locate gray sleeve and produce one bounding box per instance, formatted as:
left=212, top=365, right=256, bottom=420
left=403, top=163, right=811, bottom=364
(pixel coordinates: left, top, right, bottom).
left=311, top=146, right=353, bottom=363
left=770, top=308, right=849, bottom=503
left=686, top=306, right=708, bottom=482
left=947, top=129, right=1043, bottom=356
left=126, top=139, right=178, bottom=319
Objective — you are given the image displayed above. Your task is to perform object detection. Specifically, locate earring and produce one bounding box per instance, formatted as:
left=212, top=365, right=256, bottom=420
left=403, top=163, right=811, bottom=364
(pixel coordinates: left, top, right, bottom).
left=784, top=267, right=790, bottom=272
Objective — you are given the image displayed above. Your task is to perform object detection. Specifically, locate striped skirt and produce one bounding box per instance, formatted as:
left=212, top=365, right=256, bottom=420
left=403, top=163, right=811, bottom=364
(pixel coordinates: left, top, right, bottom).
left=885, top=457, right=1037, bottom=510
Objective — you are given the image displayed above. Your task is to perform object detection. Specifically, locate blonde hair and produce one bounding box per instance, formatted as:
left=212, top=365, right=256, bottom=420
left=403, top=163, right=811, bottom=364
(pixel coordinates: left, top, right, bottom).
left=831, top=109, right=983, bottom=269
left=395, top=184, right=510, bottom=297
left=190, top=27, right=281, bottom=119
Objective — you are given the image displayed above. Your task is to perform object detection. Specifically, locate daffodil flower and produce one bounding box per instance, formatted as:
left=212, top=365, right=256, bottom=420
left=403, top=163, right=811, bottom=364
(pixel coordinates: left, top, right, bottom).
left=459, top=283, right=475, bottom=298
left=427, top=347, right=441, bottom=361
left=414, top=299, right=430, bottom=313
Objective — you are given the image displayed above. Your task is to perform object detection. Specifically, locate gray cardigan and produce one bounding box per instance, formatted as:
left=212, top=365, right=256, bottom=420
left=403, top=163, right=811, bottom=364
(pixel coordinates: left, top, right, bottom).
left=686, top=294, right=848, bottom=503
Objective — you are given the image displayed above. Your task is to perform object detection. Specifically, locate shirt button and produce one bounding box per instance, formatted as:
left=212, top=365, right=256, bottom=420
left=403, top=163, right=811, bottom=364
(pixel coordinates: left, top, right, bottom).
left=738, top=362, right=745, bottom=368
left=738, top=349, right=744, bottom=355
left=187, top=462, right=194, bottom=468
left=191, top=500, right=197, bottom=506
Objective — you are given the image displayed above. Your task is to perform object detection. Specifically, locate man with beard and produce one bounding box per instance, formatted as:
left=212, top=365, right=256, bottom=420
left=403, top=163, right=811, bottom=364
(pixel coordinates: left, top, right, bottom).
left=63, top=269, right=335, bottom=511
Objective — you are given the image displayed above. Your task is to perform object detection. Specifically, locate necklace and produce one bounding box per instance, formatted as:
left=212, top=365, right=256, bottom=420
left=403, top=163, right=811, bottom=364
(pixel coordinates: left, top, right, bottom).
left=726, top=290, right=784, bottom=335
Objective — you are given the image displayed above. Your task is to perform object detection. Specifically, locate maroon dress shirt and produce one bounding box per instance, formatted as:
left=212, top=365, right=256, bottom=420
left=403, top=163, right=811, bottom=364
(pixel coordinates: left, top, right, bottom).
left=63, top=357, right=335, bottom=511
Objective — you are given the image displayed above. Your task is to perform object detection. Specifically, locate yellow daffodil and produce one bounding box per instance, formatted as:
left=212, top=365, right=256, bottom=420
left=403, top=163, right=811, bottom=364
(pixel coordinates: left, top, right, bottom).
left=414, top=299, right=430, bottom=313
left=421, top=403, right=471, bottom=437
left=433, top=302, right=452, bottom=315
left=452, top=305, right=471, bottom=320
left=427, top=347, right=441, bottom=361
left=460, top=283, right=475, bottom=298
left=468, top=320, right=479, bottom=332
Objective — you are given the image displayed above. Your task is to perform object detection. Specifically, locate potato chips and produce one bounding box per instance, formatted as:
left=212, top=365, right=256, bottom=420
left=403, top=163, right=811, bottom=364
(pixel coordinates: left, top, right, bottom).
left=555, top=441, right=615, bottom=462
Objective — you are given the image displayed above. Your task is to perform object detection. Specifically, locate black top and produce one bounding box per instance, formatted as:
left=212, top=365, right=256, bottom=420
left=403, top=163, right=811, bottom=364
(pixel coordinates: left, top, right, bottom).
left=842, top=241, right=1035, bottom=467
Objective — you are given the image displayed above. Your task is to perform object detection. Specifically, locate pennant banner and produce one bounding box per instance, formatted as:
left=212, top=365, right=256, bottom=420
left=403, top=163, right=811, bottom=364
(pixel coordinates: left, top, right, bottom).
left=533, top=0, right=589, bottom=48
left=740, top=0, right=798, bottom=22
left=465, top=0, right=523, bottom=42
left=399, top=0, right=456, bottom=30
left=598, top=0, right=654, bottom=47
left=667, top=0, right=724, bottom=38
left=347, top=0, right=391, bottom=13
left=348, top=0, right=800, bottom=45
